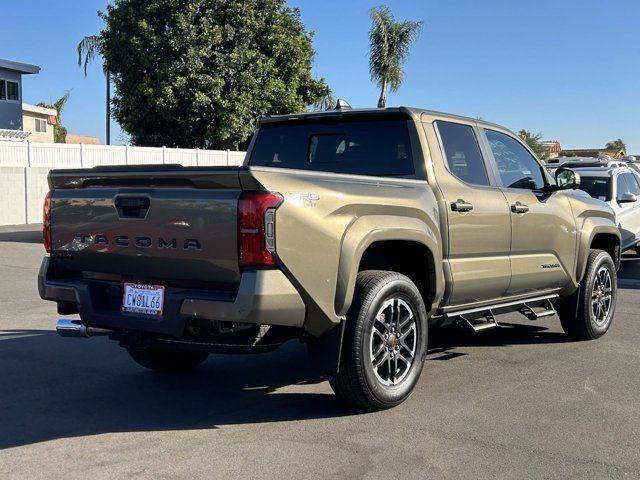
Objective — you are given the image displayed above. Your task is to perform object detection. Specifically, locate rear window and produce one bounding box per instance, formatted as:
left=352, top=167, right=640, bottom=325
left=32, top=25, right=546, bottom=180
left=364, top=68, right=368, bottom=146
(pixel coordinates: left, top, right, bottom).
left=579, top=176, right=611, bottom=201
left=248, top=116, right=415, bottom=177
left=436, top=121, right=490, bottom=186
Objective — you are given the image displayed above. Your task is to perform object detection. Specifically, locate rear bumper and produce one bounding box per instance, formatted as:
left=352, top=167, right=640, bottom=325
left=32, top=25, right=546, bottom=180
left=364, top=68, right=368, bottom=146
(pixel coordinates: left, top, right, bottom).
left=38, top=257, right=306, bottom=337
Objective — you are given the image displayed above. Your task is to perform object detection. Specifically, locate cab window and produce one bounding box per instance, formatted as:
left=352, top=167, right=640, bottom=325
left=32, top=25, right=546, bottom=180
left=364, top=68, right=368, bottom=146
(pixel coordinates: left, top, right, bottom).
left=485, top=130, right=546, bottom=190
left=617, top=173, right=640, bottom=198
left=436, top=121, right=490, bottom=186
left=249, top=116, right=415, bottom=177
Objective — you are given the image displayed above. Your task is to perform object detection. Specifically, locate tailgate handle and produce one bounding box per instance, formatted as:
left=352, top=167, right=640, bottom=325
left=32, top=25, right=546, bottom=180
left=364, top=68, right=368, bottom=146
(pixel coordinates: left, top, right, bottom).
left=114, top=196, right=150, bottom=218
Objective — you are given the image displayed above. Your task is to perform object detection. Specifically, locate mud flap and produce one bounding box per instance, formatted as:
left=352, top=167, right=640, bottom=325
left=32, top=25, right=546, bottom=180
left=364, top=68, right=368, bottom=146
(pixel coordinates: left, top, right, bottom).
left=570, top=284, right=582, bottom=319
left=559, top=284, right=581, bottom=320
left=307, top=319, right=346, bottom=375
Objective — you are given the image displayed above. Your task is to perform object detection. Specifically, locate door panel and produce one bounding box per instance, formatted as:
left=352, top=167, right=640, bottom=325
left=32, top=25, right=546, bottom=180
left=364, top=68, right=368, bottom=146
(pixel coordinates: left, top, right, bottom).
left=481, top=128, right=577, bottom=294
left=501, top=190, right=577, bottom=294
left=430, top=120, right=511, bottom=306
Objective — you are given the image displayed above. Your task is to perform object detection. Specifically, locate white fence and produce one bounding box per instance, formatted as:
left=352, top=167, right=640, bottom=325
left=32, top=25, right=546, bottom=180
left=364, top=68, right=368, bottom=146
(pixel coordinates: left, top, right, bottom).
left=0, top=141, right=247, bottom=226
left=0, top=140, right=246, bottom=168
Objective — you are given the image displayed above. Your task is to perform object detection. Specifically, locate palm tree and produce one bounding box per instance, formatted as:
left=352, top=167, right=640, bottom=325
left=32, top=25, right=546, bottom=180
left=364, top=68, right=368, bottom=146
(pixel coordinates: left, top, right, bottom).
left=37, top=91, right=71, bottom=143
left=605, top=138, right=626, bottom=154
left=368, top=6, right=423, bottom=108
left=77, top=35, right=111, bottom=144
left=311, top=92, right=337, bottom=111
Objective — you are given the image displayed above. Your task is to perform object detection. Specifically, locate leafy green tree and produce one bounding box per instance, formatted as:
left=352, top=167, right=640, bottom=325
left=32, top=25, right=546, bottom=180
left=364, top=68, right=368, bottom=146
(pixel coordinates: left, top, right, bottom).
left=605, top=138, right=626, bottom=153
left=77, top=35, right=111, bottom=145
left=37, top=91, right=71, bottom=143
left=368, top=6, right=423, bottom=108
left=518, top=129, right=549, bottom=160
left=99, top=0, right=329, bottom=149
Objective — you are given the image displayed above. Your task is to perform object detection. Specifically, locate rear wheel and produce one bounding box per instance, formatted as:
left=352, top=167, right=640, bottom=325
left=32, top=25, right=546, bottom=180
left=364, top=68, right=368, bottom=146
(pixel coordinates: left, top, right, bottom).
left=559, top=249, right=616, bottom=340
left=127, top=346, right=209, bottom=372
left=329, top=270, right=428, bottom=411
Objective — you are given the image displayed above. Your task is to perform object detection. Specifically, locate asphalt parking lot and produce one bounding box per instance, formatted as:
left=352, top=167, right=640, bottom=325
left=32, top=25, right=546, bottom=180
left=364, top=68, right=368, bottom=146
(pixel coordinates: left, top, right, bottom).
left=1, top=225, right=639, bottom=479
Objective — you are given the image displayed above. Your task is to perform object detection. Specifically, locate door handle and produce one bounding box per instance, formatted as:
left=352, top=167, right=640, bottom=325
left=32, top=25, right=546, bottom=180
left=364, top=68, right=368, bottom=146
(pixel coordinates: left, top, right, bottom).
left=451, top=199, right=474, bottom=212
left=511, top=202, right=529, bottom=214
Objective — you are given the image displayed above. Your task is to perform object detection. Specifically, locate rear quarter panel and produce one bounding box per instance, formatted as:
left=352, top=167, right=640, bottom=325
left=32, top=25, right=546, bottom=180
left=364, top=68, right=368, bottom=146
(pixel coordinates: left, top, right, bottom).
left=248, top=167, right=442, bottom=336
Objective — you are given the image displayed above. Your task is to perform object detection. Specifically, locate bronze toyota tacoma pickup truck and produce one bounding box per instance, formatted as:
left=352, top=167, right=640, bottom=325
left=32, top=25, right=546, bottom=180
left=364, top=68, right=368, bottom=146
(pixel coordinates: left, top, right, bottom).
left=39, top=106, right=620, bottom=410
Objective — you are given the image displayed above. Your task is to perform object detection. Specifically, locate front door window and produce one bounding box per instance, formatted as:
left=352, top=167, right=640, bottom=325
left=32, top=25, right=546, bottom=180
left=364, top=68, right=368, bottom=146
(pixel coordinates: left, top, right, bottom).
left=485, top=130, right=545, bottom=190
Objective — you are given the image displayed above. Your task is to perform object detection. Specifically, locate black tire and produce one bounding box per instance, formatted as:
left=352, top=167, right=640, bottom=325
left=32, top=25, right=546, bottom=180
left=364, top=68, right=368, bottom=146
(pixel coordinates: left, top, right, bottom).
left=559, top=249, right=616, bottom=340
left=329, top=270, right=428, bottom=411
left=635, top=245, right=640, bottom=257
left=127, top=346, right=209, bottom=373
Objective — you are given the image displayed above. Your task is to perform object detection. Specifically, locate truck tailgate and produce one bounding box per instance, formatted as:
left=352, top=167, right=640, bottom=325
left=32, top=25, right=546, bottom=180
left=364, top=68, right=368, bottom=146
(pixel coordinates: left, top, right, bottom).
left=49, top=166, right=242, bottom=287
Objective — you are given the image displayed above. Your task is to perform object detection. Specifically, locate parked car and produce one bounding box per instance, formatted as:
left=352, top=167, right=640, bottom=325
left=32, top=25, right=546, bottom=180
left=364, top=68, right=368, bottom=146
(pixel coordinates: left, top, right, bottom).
left=544, top=156, right=604, bottom=175
left=621, top=155, right=640, bottom=176
left=571, top=165, right=640, bottom=254
left=39, top=106, right=621, bottom=410
left=545, top=156, right=628, bottom=173
left=561, top=160, right=628, bottom=170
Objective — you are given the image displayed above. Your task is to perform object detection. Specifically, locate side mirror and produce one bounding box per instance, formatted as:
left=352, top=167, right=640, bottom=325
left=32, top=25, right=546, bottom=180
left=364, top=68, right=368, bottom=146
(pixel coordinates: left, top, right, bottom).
left=617, top=193, right=637, bottom=203
left=555, top=168, right=581, bottom=190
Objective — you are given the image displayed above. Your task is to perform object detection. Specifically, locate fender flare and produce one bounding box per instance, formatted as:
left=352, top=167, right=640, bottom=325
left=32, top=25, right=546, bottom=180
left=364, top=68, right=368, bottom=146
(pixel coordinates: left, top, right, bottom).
left=576, top=222, right=621, bottom=282
left=333, top=215, right=443, bottom=317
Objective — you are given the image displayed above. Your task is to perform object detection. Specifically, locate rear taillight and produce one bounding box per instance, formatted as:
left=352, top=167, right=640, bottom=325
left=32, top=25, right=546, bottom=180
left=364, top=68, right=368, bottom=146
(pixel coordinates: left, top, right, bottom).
left=239, top=191, right=283, bottom=267
left=43, top=191, right=53, bottom=253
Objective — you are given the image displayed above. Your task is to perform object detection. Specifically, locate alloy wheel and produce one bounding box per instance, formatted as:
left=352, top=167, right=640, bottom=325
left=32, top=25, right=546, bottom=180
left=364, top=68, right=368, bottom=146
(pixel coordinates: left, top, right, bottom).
left=591, top=266, right=613, bottom=326
left=369, top=297, right=417, bottom=386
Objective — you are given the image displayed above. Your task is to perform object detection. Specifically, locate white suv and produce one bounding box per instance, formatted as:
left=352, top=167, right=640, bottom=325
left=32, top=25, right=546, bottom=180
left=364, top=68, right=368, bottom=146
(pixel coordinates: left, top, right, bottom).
left=575, top=165, right=640, bottom=253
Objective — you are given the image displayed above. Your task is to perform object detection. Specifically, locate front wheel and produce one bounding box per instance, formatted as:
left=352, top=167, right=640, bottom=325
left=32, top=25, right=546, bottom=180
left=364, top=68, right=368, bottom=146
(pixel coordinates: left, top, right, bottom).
left=127, top=346, right=209, bottom=372
left=329, top=270, right=428, bottom=411
left=559, top=249, right=617, bottom=340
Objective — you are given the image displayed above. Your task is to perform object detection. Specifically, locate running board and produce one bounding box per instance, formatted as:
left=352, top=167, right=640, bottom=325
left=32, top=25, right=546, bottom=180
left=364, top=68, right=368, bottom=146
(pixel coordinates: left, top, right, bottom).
left=444, top=294, right=559, bottom=319
left=444, top=294, right=559, bottom=333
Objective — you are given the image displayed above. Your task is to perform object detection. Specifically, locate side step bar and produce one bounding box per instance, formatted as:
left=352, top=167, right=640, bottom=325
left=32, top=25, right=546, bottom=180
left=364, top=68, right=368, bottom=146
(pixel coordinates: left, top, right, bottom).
left=456, top=310, right=499, bottom=333
left=56, top=318, right=114, bottom=338
left=519, top=299, right=557, bottom=320
left=445, top=294, right=559, bottom=333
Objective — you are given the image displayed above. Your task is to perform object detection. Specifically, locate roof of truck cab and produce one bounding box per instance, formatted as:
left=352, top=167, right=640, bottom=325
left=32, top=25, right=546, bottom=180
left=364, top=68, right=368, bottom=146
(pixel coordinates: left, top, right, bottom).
left=258, top=106, right=508, bottom=131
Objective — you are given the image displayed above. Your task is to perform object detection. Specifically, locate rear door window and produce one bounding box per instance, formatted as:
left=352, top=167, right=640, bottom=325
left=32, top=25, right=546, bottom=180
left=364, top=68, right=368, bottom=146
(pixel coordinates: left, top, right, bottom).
left=436, top=121, right=490, bottom=186
left=249, top=116, right=415, bottom=177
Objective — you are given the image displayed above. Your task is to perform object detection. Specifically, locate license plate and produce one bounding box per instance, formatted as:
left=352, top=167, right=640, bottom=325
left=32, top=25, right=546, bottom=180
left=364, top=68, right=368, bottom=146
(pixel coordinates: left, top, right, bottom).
left=122, top=283, right=165, bottom=316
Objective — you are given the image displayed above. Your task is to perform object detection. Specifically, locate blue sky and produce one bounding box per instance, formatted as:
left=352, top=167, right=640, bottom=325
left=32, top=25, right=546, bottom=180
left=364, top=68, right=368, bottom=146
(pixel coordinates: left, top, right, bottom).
left=3, top=0, right=640, bottom=152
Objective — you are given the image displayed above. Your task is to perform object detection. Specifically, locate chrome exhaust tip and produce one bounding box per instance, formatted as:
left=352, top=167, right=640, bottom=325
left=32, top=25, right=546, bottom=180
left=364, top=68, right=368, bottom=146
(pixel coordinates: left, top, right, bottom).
left=56, top=318, right=88, bottom=337
left=56, top=319, right=112, bottom=338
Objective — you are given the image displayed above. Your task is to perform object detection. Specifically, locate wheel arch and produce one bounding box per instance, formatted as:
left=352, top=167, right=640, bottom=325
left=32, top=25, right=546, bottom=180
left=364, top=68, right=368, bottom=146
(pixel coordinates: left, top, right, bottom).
left=577, top=226, right=621, bottom=282
left=334, top=215, right=444, bottom=318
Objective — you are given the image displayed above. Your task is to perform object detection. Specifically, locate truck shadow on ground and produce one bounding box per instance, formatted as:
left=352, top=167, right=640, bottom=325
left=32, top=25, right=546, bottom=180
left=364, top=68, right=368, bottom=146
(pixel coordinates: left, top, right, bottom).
left=618, top=251, right=640, bottom=285
left=0, top=228, right=42, bottom=244
left=428, top=322, right=569, bottom=360
left=0, top=321, right=570, bottom=449
left=0, top=329, right=351, bottom=450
